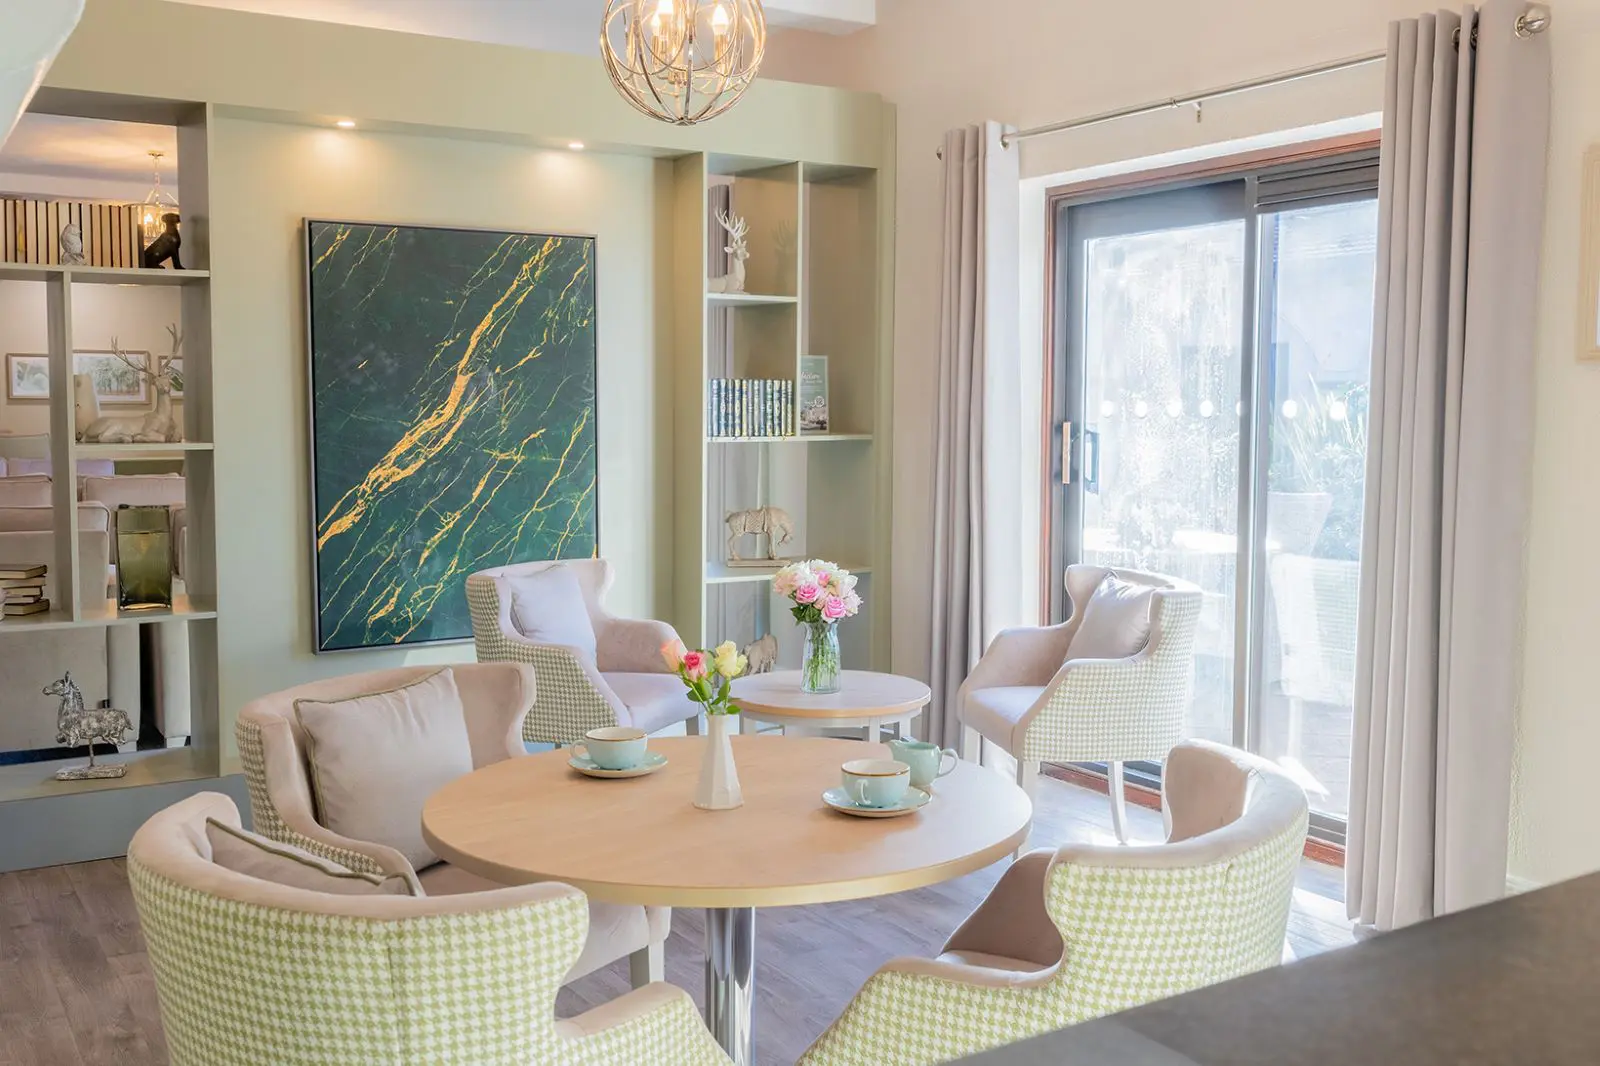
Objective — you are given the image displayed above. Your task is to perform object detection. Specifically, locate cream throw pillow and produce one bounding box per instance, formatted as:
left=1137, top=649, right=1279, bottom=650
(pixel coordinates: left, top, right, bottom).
left=205, top=818, right=421, bottom=896
left=499, top=565, right=598, bottom=660
left=1066, top=574, right=1157, bottom=662
left=293, top=668, right=474, bottom=872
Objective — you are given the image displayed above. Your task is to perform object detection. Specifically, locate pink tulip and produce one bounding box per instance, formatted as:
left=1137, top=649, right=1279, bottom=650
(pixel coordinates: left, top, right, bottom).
left=681, top=650, right=709, bottom=680
left=821, top=595, right=848, bottom=621
left=661, top=639, right=687, bottom=671
left=795, top=582, right=822, bottom=605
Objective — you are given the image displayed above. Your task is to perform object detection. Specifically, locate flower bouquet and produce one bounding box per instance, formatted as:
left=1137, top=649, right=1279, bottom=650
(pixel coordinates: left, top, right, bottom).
left=662, top=639, right=747, bottom=809
left=773, top=560, right=862, bottom=693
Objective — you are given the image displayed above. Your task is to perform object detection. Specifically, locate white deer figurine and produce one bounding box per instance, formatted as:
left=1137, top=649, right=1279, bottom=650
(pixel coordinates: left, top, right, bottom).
left=709, top=209, right=750, bottom=294
left=81, top=325, right=183, bottom=445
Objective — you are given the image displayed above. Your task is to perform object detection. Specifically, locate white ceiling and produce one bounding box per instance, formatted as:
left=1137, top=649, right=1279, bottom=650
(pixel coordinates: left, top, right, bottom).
left=0, top=0, right=874, bottom=195
left=160, top=0, right=877, bottom=52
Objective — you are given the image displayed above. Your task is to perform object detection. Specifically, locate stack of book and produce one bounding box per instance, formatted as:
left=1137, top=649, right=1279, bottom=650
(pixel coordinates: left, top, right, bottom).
left=707, top=378, right=794, bottom=438
left=1, top=563, right=49, bottom=616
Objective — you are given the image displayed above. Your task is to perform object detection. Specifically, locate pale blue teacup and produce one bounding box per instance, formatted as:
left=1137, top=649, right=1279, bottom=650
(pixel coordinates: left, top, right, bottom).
left=577, top=726, right=648, bottom=771
left=841, top=758, right=911, bottom=809
left=888, top=738, right=959, bottom=790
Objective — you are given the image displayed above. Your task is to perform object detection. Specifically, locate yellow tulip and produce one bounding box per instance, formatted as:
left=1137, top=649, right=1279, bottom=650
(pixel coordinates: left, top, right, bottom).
left=713, top=640, right=742, bottom=678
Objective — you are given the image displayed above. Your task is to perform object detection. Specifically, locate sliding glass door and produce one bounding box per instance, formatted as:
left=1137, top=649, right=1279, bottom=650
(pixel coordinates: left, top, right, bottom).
left=1050, top=152, right=1378, bottom=835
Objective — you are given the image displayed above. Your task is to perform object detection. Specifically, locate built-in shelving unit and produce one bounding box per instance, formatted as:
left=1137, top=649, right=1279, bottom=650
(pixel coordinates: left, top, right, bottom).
left=0, top=99, right=220, bottom=817
left=673, top=153, right=886, bottom=673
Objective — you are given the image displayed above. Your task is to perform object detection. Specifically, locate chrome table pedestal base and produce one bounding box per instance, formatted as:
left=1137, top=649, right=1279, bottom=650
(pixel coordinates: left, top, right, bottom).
left=705, top=906, right=756, bottom=1065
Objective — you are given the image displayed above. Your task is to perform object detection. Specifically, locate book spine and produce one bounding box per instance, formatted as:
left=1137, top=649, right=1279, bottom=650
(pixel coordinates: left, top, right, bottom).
left=766, top=380, right=776, bottom=437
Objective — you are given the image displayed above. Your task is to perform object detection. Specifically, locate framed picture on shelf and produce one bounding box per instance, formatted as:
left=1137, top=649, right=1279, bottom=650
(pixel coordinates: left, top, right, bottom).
left=5, top=350, right=152, bottom=403
left=5, top=354, right=48, bottom=400
left=800, top=355, right=829, bottom=433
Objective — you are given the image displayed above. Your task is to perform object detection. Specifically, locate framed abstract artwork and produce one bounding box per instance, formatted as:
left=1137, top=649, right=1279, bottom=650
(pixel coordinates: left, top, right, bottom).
left=304, top=220, right=598, bottom=652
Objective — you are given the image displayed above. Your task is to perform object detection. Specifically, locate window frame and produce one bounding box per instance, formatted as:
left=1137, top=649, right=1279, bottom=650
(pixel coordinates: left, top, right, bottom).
left=1040, top=133, right=1380, bottom=848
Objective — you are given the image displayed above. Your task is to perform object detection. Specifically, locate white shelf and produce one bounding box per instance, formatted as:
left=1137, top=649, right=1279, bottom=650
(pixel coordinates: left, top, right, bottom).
left=74, top=441, right=213, bottom=459
left=0, top=747, right=211, bottom=803
left=706, top=561, right=873, bottom=585
left=706, top=291, right=797, bottom=306
left=707, top=433, right=872, bottom=444
left=0, top=594, right=218, bottom=634
left=0, top=264, right=209, bottom=286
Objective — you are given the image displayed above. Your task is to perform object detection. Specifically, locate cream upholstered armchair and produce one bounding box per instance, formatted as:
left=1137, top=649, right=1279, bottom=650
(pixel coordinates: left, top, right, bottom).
left=236, top=663, right=671, bottom=988
left=798, top=741, right=1309, bottom=1066
left=956, top=565, right=1202, bottom=843
left=467, top=559, right=700, bottom=746
left=128, top=793, right=731, bottom=1066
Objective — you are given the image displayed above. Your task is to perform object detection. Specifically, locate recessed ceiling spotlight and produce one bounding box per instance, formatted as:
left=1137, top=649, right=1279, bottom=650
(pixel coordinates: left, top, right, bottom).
left=568, top=141, right=586, bottom=151
left=335, top=119, right=356, bottom=129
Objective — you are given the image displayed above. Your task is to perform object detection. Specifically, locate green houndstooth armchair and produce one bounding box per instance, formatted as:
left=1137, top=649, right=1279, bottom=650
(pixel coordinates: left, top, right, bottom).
left=957, top=565, right=1202, bottom=844
left=128, top=792, right=731, bottom=1066
left=798, top=741, right=1309, bottom=1066
left=467, top=559, right=700, bottom=746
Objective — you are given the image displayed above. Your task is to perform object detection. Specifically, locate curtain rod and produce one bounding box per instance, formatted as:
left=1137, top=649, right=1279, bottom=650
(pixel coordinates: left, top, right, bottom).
left=957, top=3, right=1550, bottom=155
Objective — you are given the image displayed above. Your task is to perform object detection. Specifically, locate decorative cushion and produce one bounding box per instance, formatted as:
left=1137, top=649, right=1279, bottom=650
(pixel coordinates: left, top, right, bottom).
left=293, top=668, right=475, bottom=872
left=205, top=817, right=420, bottom=896
left=499, top=565, right=598, bottom=661
left=604, top=672, right=695, bottom=733
left=1066, top=574, right=1156, bottom=662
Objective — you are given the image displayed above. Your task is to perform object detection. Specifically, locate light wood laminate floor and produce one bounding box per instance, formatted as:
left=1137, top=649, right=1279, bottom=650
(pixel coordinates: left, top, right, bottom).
left=0, top=775, right=1355, bottom=1066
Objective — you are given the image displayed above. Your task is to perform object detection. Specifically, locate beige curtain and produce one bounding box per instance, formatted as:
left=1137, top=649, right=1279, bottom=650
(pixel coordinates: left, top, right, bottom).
left=928, top=122, right=1019, bottom=747
left=1349, top=1, right=1550, bottom=930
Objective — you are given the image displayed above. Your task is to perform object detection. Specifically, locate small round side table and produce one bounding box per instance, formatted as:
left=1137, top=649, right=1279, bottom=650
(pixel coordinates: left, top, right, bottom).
left=728, top=669, right=932, bottom=741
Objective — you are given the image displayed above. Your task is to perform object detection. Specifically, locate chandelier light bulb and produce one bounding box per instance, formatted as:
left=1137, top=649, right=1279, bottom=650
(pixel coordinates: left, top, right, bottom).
left=1165, top=399, right=1182, bottom=418
left=1199, top=399, right=1215, bottom=418
left=603, top=0, right=767, bottom=126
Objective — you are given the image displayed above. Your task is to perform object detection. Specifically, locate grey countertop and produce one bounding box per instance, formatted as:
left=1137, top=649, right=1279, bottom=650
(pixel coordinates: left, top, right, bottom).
left=962, top=872, right=1600, bottom=1065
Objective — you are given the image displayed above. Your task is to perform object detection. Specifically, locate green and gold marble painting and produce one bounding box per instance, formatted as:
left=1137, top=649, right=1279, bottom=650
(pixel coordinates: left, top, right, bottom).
left=306, top=221, right=597, bottom=651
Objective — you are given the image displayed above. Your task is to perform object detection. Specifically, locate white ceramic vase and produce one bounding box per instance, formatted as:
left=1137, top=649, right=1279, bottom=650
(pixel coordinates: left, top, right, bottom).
left=694, top=712, right=743, bottom=811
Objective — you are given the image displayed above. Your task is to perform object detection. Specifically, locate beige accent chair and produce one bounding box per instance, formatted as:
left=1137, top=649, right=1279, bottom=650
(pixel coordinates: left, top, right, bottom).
left=956, top=565, right=1202, bottom=844
left=799, top=741, right=1310, bottom=1066
left=467, top=559, right=700, bottom=746
left=128, top=793, right=731, bottom=1066
left=235, top=663, right=671, bottom=988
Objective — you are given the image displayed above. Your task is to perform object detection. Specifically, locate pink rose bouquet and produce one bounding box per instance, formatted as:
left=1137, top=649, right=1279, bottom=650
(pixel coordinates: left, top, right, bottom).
left=772, top=560, right=863, bottom=626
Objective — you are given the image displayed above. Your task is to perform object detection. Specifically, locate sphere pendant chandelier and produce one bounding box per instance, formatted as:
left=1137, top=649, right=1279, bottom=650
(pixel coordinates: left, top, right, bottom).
left=601, top=0, right=767, bottom=126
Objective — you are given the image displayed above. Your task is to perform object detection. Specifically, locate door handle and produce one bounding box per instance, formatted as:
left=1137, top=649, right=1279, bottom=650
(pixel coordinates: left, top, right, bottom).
left=1060, top=422, right=1072, bottom=485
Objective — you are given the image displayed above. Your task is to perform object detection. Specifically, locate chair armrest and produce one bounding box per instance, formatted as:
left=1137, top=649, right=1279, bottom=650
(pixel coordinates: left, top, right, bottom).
left=941, top=849, right=1062, bottom=968
left=557, top=981, right=731, bottom=1063
left=964, top=622, right=1075, bottom=690
left=237, top=717, right=398, bottom=877
left=489, top=631, right=624, bottom=746
left=798, top=956, right=1056, bottom=1066
left=597, top=616, right=680, bottom=674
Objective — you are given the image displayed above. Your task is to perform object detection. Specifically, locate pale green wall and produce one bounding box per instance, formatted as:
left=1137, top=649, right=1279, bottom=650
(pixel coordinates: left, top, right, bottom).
left=207, top=118, right=675, bottom=745
left=36, top=0, right=891, bottom=764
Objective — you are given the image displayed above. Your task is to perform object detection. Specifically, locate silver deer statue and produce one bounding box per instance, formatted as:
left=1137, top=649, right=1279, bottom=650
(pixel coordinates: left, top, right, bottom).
left=710, top=209, right=750, bottom=294
left=725, top=505, right=795, bottom=562
left=81, top=324, right=183, bottom=444
left=45, top=672, right=133, bottom=780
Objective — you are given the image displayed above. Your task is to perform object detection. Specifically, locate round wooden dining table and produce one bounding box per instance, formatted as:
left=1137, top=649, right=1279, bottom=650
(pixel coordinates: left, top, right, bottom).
left=421, top=735, right=1032, bottom=1066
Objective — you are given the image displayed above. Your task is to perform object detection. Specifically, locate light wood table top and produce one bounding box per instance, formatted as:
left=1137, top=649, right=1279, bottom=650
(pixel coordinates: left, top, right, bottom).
left=729, top=670, right=932, bottom=720
left=421, top=736, right=1031, bottom=908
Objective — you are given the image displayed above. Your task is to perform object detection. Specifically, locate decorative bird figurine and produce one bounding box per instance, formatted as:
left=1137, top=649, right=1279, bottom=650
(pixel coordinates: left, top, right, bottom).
left=59, top=222, right=84, bottom=265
